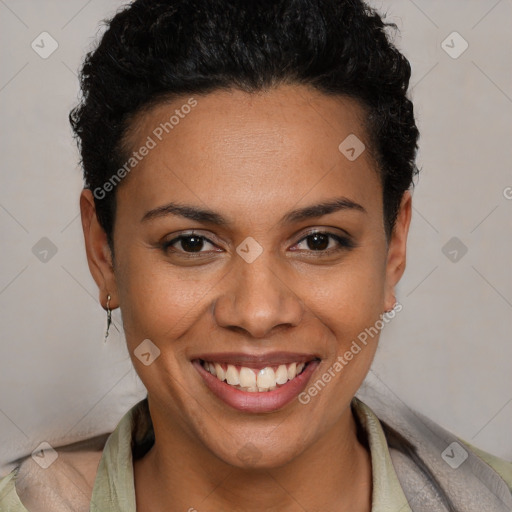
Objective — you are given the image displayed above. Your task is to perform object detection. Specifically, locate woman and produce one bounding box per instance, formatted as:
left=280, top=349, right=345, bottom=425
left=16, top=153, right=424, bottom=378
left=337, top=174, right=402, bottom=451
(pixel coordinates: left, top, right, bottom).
left=1, top=0, right=510, bottom=510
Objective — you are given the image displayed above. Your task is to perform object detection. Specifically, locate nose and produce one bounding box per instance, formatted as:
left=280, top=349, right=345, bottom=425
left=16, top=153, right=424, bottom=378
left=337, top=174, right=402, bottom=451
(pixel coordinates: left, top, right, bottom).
left=213, top=252, right=304, bottom=339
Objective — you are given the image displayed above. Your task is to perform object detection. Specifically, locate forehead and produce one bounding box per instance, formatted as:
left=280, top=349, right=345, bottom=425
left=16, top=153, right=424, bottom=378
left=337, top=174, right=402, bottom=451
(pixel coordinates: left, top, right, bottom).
left=116, top=85, right=382, bottom=223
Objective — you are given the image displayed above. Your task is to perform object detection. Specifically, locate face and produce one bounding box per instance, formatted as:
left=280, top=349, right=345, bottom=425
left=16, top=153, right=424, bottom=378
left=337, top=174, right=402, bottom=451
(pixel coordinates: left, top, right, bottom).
left=81, top=84, right=411, bottom=469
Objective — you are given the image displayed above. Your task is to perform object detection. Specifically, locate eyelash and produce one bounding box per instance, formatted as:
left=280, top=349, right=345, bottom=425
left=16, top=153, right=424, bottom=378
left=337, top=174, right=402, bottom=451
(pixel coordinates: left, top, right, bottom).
left=161, top=230, right=355, bottom=257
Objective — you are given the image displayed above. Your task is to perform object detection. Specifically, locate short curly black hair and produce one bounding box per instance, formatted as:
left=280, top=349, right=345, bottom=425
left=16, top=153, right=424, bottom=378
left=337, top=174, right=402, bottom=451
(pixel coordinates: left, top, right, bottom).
left=70, top=0, right=419, bottom=249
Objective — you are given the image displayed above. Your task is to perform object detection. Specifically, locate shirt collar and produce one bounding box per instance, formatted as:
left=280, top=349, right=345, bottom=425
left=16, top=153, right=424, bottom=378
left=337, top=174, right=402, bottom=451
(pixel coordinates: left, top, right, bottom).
left=90, top=397, right=410, bottom=512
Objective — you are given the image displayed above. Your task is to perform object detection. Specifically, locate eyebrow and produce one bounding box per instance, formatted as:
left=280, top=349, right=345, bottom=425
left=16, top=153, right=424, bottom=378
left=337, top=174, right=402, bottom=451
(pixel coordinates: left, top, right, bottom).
left=141, top=197, right=366, bottom=226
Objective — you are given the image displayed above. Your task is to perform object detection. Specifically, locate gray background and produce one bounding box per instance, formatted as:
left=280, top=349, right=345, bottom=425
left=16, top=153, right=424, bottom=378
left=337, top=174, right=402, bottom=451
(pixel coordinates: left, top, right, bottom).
left=1, top=0, right=511, bottom=475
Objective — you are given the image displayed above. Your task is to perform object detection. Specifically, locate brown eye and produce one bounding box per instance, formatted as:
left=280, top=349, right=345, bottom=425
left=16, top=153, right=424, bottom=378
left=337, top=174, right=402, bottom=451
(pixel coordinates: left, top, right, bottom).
left=162, top=234, right=216, bottom=254
left=293, top=231, right=355, bottom=253
left=305, top=233, right=330, bottom=251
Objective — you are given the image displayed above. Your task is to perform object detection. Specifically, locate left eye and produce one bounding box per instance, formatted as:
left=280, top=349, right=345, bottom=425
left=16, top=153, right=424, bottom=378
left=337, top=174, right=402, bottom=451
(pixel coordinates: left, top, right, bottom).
left=293, top=232, right=352, bottom=252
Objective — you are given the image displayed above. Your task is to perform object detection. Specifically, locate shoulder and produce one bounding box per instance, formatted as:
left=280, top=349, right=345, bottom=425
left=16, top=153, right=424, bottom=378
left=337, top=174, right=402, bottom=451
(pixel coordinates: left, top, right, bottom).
left=0, top=433, right=109, bottom=512
left=460, top=439, right=512, bottom=492
left=0, top=469, right=25, bottom=511
left=354, top=392, right=512, bottom=508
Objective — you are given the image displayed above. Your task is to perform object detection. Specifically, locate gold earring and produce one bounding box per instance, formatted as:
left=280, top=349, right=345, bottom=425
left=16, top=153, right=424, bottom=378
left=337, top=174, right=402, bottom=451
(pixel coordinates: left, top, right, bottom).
left=104, top=294, right=112, bottom=343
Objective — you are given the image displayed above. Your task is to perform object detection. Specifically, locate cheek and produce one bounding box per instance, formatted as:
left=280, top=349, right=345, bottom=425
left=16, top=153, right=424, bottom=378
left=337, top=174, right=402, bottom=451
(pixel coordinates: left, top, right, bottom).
left=115, top=249, right=213, bottom=347
left=304, top=253, right=387, bottom=331
left=297, top=261, right=386, bottom=413
left=115, top=255, right=209, bottom=402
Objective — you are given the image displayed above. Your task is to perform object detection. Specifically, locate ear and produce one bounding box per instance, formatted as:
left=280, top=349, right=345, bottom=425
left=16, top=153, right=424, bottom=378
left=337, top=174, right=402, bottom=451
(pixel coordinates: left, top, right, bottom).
left=80, top=189, right=118, bottom=309
left=383, top=190, right=412, bottom=311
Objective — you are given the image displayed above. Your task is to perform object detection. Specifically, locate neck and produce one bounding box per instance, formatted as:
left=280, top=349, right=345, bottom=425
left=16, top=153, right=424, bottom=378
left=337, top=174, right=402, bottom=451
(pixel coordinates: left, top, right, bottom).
left=134, top=402, right=372, bottom=512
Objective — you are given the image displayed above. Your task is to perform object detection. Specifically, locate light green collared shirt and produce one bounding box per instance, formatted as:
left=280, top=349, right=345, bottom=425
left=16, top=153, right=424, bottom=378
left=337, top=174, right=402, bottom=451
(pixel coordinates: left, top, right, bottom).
left=1, top=397, right=511, bottom=511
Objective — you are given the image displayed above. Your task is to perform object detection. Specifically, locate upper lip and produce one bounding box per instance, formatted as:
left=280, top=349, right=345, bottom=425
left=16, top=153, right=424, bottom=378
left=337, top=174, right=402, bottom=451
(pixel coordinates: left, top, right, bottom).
left=192, top=351, right=320, bottom=368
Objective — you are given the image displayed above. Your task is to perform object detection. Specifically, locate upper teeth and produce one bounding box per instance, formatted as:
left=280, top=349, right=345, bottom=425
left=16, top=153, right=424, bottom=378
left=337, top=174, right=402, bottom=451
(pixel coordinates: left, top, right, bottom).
left=203, top=361, right=306, bottom=392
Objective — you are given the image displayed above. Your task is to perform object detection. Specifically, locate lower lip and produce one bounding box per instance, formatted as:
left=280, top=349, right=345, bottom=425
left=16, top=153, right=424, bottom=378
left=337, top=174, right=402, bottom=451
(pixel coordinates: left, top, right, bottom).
left=193, top=359, right=320, bottom=413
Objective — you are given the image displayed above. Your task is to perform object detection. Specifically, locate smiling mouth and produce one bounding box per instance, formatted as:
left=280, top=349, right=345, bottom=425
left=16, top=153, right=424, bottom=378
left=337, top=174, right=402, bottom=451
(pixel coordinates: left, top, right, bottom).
left=199, top=359, right=314, bottom=392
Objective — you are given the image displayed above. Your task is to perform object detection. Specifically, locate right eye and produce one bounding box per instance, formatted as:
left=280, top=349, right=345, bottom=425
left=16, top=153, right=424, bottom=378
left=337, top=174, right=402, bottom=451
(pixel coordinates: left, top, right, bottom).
left=161, top=233, right=219, bottom=255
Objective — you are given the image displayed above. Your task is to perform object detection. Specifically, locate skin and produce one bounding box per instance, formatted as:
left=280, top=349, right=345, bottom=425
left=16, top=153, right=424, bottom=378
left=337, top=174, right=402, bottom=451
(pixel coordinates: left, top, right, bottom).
left=80, top=84, right=412, bottom=511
